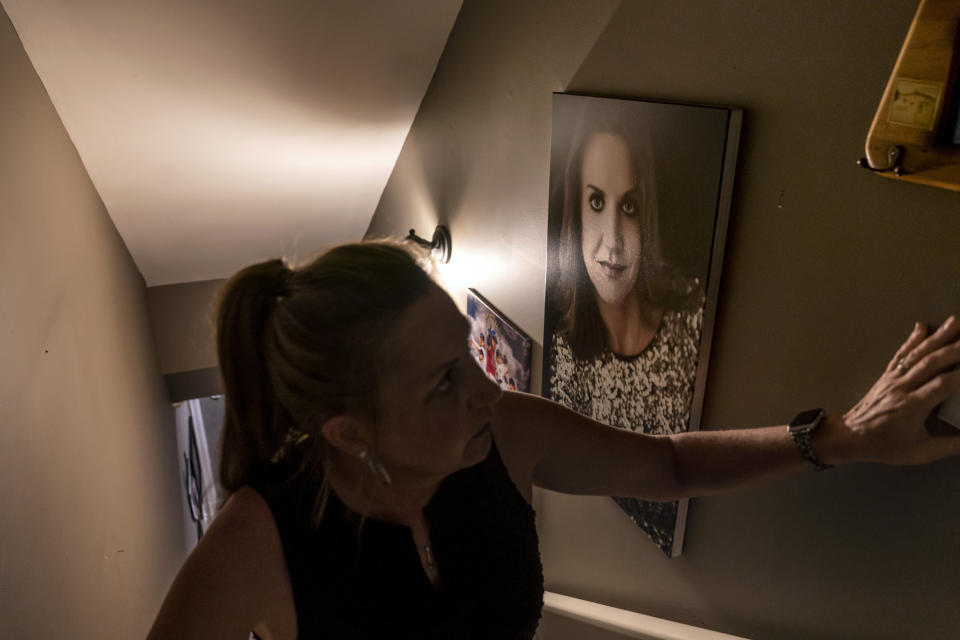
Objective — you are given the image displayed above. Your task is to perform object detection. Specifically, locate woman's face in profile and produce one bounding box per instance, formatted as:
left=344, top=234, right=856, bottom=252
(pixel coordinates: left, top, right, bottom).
left=579, top=132, right=641, bottom=307
left=375, top=286, right=501, bottom=478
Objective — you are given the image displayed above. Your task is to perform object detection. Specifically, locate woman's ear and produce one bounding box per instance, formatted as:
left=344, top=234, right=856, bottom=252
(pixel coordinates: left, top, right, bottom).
left=320, top=415, right=371, bottom=457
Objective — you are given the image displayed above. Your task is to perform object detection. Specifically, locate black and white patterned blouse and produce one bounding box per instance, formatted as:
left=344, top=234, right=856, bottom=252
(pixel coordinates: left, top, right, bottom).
left=548, top=306, right=703, bottom=556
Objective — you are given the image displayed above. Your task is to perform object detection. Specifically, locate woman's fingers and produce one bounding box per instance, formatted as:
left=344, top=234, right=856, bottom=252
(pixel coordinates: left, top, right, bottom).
left=887, top=322, right=928, bottom=373
left=896, top=316, right=960, bottom=376
left=901, top=337, right=960, bottom=391
left=913, top=363, right=960, bottom=406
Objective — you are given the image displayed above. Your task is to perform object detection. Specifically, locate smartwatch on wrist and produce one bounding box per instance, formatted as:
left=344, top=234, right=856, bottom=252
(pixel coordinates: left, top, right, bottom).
left=788, top=408, right=833, bottom=471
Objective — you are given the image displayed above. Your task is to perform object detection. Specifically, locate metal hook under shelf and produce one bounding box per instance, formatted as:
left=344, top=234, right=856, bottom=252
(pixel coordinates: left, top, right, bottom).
left=857, top=145, right=905, bottom=176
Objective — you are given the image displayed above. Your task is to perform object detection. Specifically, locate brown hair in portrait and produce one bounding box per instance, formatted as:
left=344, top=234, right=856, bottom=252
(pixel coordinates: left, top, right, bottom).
left=215, top=240, right=435, bottom=526
left=553, top=103, right=701, bottom=361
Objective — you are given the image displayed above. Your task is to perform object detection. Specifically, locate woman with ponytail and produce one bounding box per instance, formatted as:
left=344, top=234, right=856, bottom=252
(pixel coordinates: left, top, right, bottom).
left=149, top=238, right=960, bottom=639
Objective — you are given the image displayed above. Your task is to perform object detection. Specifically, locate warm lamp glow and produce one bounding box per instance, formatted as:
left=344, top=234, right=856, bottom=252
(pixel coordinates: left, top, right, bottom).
left=435, top=249, right=503, bottom=303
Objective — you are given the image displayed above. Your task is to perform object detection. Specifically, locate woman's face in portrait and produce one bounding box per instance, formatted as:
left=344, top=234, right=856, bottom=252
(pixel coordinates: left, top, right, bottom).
left=579, top=132, right=642, bottom=307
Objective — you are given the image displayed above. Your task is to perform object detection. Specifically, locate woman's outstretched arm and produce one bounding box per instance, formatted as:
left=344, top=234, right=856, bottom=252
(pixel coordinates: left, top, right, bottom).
left=493, top=317, right=960, bottom=500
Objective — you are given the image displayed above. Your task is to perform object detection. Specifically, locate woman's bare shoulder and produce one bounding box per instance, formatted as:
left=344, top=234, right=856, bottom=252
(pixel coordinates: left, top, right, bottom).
left=217, top=486, right=281, bottom=532
left=147, top=487, right=297, bottom=640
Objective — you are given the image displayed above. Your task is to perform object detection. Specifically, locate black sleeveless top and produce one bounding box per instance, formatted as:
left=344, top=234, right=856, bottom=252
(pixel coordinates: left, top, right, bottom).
left=253, top=441, right=544, bottom=639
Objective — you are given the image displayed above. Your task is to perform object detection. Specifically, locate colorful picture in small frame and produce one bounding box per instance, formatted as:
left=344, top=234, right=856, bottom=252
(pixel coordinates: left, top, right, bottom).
left=466, top=289, right=532, bottom=393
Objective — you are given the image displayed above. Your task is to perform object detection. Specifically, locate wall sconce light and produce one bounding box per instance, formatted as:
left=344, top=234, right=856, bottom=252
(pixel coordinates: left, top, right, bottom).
left=407, top=225, right=452, bottom=263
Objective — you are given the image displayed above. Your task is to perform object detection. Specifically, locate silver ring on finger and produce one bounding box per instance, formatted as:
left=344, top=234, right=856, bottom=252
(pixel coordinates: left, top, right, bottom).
left=896, top=358, right=910, bottom=375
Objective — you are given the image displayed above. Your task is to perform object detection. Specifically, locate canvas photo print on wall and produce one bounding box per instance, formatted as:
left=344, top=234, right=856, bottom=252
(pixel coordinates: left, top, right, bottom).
left=542, top=93, right=741, bottom=557
left=467, top=289, right=533, bottom=393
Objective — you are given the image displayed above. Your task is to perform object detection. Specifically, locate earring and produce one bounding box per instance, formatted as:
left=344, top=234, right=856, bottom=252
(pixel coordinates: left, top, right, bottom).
left=358, top=450, right=392, bottom=486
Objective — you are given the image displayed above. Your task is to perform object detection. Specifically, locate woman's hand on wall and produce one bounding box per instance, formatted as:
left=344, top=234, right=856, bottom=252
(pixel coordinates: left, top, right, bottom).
left=827, top=316, right=960, bottom=466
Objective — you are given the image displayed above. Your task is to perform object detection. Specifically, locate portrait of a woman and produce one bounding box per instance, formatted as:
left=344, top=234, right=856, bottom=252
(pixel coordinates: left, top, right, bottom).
left=544, top=94, right=736, bottom=556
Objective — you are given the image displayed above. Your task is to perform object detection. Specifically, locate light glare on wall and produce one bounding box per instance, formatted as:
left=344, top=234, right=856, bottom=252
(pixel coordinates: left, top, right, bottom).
left=435, top=248, right=503, bottom=303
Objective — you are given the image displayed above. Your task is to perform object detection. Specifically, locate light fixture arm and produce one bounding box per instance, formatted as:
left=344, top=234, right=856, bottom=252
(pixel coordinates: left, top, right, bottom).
left=407, top=225, right=452, bottom=263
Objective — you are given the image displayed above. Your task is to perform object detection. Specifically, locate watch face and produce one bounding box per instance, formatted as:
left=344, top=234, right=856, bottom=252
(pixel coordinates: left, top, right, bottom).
left=790, top=408, right=823, bottom=432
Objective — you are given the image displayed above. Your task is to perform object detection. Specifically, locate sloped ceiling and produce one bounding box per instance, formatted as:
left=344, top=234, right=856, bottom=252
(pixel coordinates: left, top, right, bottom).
left=2, top=0, right=461, bottom=285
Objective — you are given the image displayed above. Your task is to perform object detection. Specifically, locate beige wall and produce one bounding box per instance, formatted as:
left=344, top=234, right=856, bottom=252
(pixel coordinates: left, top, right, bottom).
left=147, top=279, right=224, bottom=376
left=146, top=278, right=225, bottom=401
left=0, top=9, right=188, bottom=637
left=367, top=1, right=960, bottom=638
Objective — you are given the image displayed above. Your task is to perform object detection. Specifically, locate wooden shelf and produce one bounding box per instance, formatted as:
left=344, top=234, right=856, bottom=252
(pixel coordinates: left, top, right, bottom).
left=862, top=0, right=960, bottom=191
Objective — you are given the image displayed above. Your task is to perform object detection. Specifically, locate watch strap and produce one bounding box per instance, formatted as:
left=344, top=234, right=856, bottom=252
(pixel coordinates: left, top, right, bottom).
left=790, top=429, right=832, bottom=471
left=788, top=409, right=833, bottom=472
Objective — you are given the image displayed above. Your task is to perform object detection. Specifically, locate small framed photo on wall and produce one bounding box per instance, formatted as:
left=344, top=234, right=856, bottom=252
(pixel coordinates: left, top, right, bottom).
left=542, top=93, right=742, bottom=557
left=466, top=289, right=533, bottom=394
